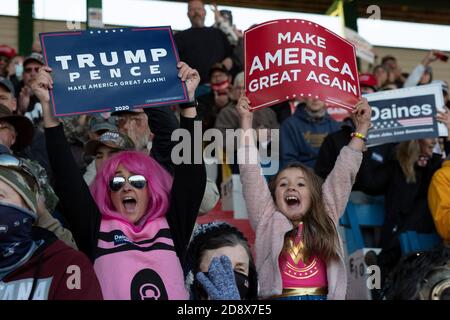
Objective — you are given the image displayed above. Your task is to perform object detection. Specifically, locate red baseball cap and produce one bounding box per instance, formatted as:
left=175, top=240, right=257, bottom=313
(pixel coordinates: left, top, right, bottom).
left=359, top=73, right=377, bottom=88
left=0, top=45, right=16, bottom=59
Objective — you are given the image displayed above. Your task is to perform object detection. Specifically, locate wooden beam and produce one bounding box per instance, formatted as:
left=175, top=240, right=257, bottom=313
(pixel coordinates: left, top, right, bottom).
left=169, top=0, right=450, bottom=25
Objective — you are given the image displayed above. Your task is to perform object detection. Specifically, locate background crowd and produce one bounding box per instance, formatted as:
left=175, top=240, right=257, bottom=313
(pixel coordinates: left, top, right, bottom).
left=0, top=0, right=449, bottom=300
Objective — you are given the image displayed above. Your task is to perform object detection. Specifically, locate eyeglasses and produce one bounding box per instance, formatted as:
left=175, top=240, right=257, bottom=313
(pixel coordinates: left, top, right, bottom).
left=0, top=154, right=40, bottom=191
left=24, top=67, right=40, bottom=73
left=109, top=174, right=147, bottom=192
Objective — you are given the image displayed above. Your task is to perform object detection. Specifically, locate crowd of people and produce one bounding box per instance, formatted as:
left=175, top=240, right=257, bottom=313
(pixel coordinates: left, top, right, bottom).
left=0, top=0, right=449, bottom=300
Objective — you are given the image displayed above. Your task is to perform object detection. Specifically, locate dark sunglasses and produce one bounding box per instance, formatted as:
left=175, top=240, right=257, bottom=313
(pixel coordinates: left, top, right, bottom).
left=0, top=154, right=40, bottom=191
left=109, top=175, right=147, bottom=192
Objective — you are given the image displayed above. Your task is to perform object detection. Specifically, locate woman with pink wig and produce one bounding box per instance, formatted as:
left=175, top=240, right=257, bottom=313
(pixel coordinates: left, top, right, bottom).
left=33, top=62, right=206, bottom=300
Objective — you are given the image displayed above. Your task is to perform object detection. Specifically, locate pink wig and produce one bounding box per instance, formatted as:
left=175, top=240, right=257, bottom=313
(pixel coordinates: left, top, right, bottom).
left=90, top=151, right=173, bottom=226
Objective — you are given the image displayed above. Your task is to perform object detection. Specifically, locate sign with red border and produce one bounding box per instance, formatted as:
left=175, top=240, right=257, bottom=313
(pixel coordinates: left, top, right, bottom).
left=245, top=19, right=360, bottom=111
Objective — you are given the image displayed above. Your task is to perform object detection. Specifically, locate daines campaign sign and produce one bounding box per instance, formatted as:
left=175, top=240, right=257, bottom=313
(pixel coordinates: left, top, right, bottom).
left=244, top=19, right=360, bottom=111
left=364, top=83, right=447, bottom=146
left=40, top=27, right=188, bottom=116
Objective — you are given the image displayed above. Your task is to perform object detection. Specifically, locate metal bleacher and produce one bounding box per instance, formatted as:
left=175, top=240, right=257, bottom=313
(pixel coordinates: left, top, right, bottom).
left=340, top=199, right=442, bottom=255
left=340, top=201, right=385, bottom=255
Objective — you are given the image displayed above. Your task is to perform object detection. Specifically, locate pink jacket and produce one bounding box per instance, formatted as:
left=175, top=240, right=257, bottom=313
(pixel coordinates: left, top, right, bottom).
left=239, top=145, right=362, bottom=300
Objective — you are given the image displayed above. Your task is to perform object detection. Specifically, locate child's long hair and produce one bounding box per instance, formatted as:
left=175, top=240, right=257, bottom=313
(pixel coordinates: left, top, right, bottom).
left=90, top=151, right=173, bottom=227
left=396, top=140, right=420, bottom=183
left=269, top=163, right=339, bottom=263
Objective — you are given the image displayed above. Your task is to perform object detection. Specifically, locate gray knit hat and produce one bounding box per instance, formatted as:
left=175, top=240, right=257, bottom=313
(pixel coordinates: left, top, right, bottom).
left=0, top=166, right=39, bottom=215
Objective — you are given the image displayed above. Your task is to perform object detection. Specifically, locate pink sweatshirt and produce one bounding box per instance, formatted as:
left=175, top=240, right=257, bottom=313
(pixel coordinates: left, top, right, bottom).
left=239, top=145, right=362, bottom=300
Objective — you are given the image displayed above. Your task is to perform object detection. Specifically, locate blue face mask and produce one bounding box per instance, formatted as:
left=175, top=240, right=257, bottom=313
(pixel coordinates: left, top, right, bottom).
left=15, top=64, right=23, bottom=80
left=0, top=202, right=36, bottom=270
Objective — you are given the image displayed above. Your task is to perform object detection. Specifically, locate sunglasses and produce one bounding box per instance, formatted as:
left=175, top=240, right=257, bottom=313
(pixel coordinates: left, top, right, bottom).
left=109, top=175, right=147, bottom=192
left=0, top=154, right=40, bottom=191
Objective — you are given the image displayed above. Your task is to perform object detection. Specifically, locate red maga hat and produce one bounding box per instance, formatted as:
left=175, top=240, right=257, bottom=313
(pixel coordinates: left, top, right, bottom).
left=359, top=73, right=377, bottom=88
left=0, top=45, right=16, bottom=59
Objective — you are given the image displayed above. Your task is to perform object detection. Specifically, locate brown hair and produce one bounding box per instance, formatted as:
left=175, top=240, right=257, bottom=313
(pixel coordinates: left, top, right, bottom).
left=269, top=163, right=339, bottom=263
left=396, top=140, right=420, bottom=183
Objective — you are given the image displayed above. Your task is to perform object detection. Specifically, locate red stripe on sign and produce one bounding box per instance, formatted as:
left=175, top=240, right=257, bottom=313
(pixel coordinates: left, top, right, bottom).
left=398, top=117, right=433, bottom=126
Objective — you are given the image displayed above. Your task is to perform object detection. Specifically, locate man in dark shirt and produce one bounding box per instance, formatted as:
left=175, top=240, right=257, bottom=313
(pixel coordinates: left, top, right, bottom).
left=17, top=53, right=45, bottom=125
left=174, top=0, right=233, bottom=88
left=314, top=75, right=396, bottom=192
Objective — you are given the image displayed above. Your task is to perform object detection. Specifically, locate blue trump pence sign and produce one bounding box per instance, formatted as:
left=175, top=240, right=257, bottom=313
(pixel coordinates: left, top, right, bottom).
left=40, top=27, right=188, bottom=116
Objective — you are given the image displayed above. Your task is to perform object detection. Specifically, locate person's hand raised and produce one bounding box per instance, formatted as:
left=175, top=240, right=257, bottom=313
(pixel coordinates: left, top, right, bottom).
left=31, top=66, right=53, bottom=104
left=177, top=61, right=200, bottom=102
left=31, top=66, right=59, bottom=128
left=352, top=98, right=372, bottom=135
left=235, top=95, right=253, bottom=128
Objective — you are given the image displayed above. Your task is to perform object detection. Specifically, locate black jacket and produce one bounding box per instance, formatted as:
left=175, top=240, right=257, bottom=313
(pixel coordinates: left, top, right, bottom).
left=314, top=120, right=396, bottom=193
left=359, top=151, right=445, bottom=248
left=45, top=114, right=206, bottom=268
left=174, top=27, right=232, bottom=85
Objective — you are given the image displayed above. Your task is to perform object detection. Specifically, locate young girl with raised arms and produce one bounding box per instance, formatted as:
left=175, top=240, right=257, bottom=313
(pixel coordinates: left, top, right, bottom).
left=236, top=96, right=372, bottom=300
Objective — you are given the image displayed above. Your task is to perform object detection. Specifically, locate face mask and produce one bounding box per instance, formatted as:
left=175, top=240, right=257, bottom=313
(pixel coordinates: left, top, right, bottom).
left=211, top=80, right=230, bottom=95
left=15, top=64, right=23, bottom=80
left=234, top=271, right=250, bottom=299
left=0, top=202, right=35, bottom=269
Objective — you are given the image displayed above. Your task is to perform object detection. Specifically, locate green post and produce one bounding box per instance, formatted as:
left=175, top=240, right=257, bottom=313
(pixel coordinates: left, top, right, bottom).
left=327, top=0, right=361, bottom=68
left=18, top=0, right=34, bottom=55
left=326, top=0, right=345, bottom=35
left=343, top=0, right=361, bottom=68
left=87, top=0, right=103, bottom=29
left=343, top=0, right=358, bottom=32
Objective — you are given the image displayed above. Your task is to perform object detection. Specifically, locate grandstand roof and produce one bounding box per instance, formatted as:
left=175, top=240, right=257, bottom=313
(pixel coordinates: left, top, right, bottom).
left=186, top=0, right=450, bottom=25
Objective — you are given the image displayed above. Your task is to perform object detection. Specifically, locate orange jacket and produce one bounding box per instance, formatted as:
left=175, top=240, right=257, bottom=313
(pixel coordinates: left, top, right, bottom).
left=428, top=160, right=450, bottom=244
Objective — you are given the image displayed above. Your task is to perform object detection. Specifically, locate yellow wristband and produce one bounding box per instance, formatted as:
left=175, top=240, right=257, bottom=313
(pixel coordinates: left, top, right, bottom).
left=351, top=132, right=367, bottom=142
